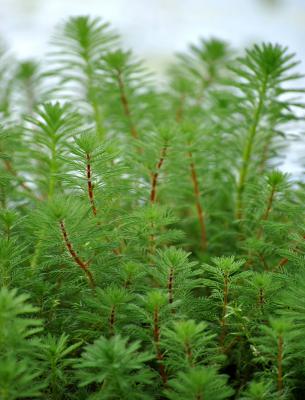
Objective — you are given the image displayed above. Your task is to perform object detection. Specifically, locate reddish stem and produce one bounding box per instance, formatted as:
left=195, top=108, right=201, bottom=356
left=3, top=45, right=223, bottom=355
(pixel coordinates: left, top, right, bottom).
left=86, top=153, right=97, bottom=216
left=188, top=151, right=207, bottom=250
left=153, top=307, right=167, bottom=384
left=175, top=94, right=185, bottom=122
left=185, top=342, right=193, bottom=367
left=274, top=234, right=305, bottom=271
left=59, top=220, right=95, bottom=288
left=258, top=288, right=265, bottom=307
left=150, top=146, right=167, bottom=204
left=117, top=71, right=138, bottom=139
left=167, top=267, right=174, bottom=305
left=257, top=186, right=275, bottom=239
left=109, top=306, right=115, bottom=335
left=3, top=159, right=39, bottom=199
left=85, top=155, right=122, bottom=255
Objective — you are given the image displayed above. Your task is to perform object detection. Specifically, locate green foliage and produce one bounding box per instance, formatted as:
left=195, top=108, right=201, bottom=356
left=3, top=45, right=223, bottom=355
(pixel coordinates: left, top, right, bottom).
left=251, top=318, right=300, bottom=397
left=164, top=366, right=234, bottom=400
left=35, top=333, right=81, bottom=398
left=0, top=288, right=45, bottom=399
left=75, top=335, right=154, bottom=399
left=0, top=14, right=305, bottom=400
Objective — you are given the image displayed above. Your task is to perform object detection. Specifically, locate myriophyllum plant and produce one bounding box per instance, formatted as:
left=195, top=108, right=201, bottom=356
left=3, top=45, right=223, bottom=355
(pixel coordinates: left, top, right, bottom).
left=0, top=14, right=305, bottom=400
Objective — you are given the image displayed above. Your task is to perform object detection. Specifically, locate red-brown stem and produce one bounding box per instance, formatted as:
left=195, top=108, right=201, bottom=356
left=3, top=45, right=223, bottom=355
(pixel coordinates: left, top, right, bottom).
left=124, top=275, right=131, bottom=289
left=188, top=151, right=207, bottom=250
left=273, top=234, right=305, bottom=271
left=245, top=186, right=276, bottom=269
left=85, top=156, right=121, bottom=255
left=220, top=273, right=228, bottom=348
left=175, top=94, right=185, bottom=122
left=109, top=305, right=115, bottom=336
left=167, top=267, right=174, bottom=305
left=257, top=186, right=275, bottom=239
left=223, top=335, right=241, bottom=354
left=153, top=307, right=167, bottom=384
left=3, top=159, right=40, bottom=199
left=185, top=342, right=193, bottom=367
left=59, top=220, right=95, bottom=288
left=117, top=71, right=138, bottom=139
left=86, top=153, right=97, bottom=216
left=277, top=335, right=283, bottom=393
left=278, top=257, right=288, bottom=268
left=259, top=254, right=269, bottom=271
left=150, top=146, right=167, bottom=204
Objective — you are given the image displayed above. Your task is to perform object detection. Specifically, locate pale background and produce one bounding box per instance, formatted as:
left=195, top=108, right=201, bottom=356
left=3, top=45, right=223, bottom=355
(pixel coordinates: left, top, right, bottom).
left=1, top=0, right=304, bottom=175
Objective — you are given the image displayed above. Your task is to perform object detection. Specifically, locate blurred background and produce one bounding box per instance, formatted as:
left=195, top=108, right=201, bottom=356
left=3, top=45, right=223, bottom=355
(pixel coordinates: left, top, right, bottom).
left=1, top=0, right=304, bottom=174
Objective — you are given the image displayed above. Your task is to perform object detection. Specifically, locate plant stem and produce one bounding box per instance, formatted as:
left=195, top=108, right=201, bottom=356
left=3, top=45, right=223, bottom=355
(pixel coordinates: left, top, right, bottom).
left=3, top=159, right=39, bottom=200
left=256, top=185, right=275, bottom=239
left=167, top=267, right=174, bottom=305
left=86, top=153, right=97, bottom=216
left=86, top=62, right=105, bottom=140
left=258, top=288, right=265, bottom=308
left=153, top=306, right=167, bottom=384
left=48, top=144, right=57, bottom=199
left=273, top=234, right=305, bottom=271
left=188, top=151, right=207, bottom=250
left=259, top=134, right=272, bottom=173
left=174, top=99, right=208, bottom=250
left=59, top=219, right=95, bottom=288
left=220, top=272, right=228, bottom=348
left=117, top=71, right=138, bottom=139
left=150, top=146, right=167, bottom=204
left=184, top=341, right=193, bottom=367
left=277, top=335, right=283, bottom=393
left=109, top=306, right=115, bottom=335
left=175, top=94, right=185, bottom=122
left=236, top=77, right=267, bottom=219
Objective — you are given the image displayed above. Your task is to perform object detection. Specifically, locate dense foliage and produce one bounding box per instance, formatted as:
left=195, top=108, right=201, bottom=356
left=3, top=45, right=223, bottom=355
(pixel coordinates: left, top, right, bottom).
left=1, top=15, right=305, bottom=399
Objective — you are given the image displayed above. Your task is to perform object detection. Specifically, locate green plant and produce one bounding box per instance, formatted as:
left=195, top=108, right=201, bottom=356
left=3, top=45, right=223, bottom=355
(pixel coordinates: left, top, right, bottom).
left=75, top=335, right=155, bottom=399
left=1, top=14, right=305, bottom=399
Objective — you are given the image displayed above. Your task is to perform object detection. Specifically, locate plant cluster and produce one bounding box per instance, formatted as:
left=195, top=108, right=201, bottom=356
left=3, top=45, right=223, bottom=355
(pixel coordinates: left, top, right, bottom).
left=1, top=15, right=305, bottom=399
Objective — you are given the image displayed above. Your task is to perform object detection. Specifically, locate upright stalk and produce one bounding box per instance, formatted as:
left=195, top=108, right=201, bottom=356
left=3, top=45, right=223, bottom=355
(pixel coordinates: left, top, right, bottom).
left=175, top=94, right=185, bottom=122
left=117, top=71, right=138, bottom=139
left=184, top=341, right=194, bottom=367
left=153, top=306, right=167, bottom=384
left=188, top=151, right=207, bottom=250
left=256, top=185, right=275, bottom=239
left=236, top=77, right=267, bottom=219
left=3, top=159, right=38, bottom=200
left=167, top=267, right=174, bottom=305
left=48, top=143, right=57, bottom=199
left=86, top=63, right=105, bottom=140
left=277, top=335, right=283, bottom=393
left=59, top=220, right=95, bottom=288
left=86, top=153, right=97, bottom=216
left=274, top=234, right=305, bottom=271
left=220, top=272, right=228, bottom=349
left=109, top=306, right=115, bottom=336
left=174, top=95, right=208, bottom=250
left=150, top=146, right=167, bottom=204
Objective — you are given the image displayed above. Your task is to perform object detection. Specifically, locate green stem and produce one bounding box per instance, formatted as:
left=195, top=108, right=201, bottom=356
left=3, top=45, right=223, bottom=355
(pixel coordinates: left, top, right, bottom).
left=236, top=77, right=268, bottom=219
left=48, top=145, right=57, bottom=199
left=86, top=62, right=105, bottom=140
